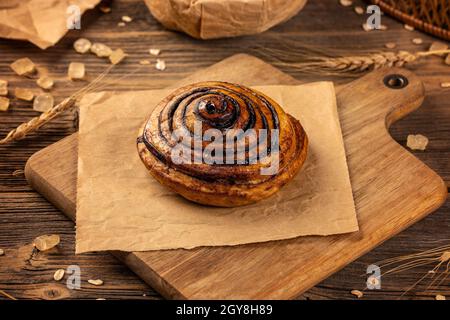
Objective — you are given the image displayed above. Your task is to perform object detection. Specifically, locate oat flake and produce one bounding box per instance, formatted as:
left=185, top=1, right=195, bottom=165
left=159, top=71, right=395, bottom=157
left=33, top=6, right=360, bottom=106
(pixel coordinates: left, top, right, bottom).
left=88, top=279, right=104, bottom=286
left=53, top=269, right=65, bottom=281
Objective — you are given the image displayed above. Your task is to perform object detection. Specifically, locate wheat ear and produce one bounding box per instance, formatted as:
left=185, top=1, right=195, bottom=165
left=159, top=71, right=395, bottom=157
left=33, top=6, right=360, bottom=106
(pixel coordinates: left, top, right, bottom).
left=0, top=97, right=77, bottom=144
left=262, top=49, right=450, bottom=75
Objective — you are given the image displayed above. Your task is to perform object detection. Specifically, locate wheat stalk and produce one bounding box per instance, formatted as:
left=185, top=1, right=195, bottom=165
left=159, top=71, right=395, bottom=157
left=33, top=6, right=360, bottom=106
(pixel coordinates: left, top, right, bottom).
left=356, top=242, right=450, bottom=298
left=259, top=48, right=450, bottom=75
left=0, top=289, right=17, bottom=300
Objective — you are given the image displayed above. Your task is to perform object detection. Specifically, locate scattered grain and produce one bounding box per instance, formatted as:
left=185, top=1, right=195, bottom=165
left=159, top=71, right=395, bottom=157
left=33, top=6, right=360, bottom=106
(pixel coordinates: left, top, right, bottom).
left=12, top=169, right=24, bottom=177
left=117, top=22, right=126, bottom=27
left=362, top=23, right=372, bottom=32
left=379, top=24, right=388, bottom=31
left=412, top=38, right=423, bottom=45
left=99, top=5, right=111, bottom=13
left=139, top=60, right=151, bottom=65
left=14, top=88, right=34, bottom=101
left=0, top=97, right=10, bottom=111
left=33, top=93, right=54, bottom=113
left=435, top=294, right=446, bottom=300
left=367, top=276, right=380, bottom=287
left=155, top=59, right=166, bottom=71
left=109, top=49, right=127, bottom=65
left=0, top=249, right=4, bottom=256
left=90, top=43, right=112, bottom=57
left=384, top=42, right=396, bottom=49
left=339, top=0, right=352, bottom=7
left=149, top=48, right=161, bottom=56
left=404, top=24, right=414, bottom=31
left=88, top=279, right=104, bottom=286
left=354, top=6, right=364, bottom=15
left=96, top=298, right=106, bottom=300
left=441, top=82, right=450, bottom=88
left=351, top=290, right=363, bottom=298
left=33, top=234, right=60, bottom=251
left=406, top=134, right=428, bottom=151
left=36, top=77, right=54, bottom=90
left=53, top=269, right=65, bottom=281
left=68, top=62, right=85, bottom=80
left=0, top=80, right=8, bottom=96
left=74, top=38, right=92, bottom=54
left=122, top=16, right=132, bottom=22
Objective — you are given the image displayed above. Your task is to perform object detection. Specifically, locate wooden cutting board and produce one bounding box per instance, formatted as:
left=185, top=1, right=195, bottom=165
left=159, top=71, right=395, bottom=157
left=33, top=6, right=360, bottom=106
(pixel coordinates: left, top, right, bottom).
left=25, top=54, right=447, bottom=299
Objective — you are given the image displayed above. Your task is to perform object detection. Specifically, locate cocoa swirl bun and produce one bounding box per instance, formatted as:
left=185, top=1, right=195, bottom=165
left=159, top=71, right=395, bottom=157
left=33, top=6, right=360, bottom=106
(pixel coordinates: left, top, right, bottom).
left=137, top=81, right=308, bottom=207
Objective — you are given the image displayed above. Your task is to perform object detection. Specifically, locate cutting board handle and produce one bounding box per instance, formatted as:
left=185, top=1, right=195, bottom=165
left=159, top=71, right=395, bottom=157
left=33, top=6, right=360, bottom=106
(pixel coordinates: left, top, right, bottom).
left=336, top=67, right=425, bottom=129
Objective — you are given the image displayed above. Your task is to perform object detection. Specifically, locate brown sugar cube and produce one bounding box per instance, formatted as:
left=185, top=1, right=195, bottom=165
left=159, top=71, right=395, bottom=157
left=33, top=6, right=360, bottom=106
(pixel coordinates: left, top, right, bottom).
left=0, top=80, right=8, bottom=96
left=68, top=62, right=85, bottom=80
left=10, top=58, right=36, bottom=76
left=0, top=97, right=10, bottom=111
left=33, top=93, right=54, bottom=112
left=14, top=88, right=34, bottom=101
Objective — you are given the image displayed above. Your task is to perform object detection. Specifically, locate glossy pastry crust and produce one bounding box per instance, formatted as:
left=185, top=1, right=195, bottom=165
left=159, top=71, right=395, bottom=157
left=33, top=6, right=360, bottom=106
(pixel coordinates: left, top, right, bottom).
left=137, top=81, right=308, bottom=207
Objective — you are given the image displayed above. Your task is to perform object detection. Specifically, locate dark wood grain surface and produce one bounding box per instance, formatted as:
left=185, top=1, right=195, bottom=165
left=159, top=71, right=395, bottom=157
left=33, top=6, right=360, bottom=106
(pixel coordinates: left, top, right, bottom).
left=0, top=0, right=449, bottom=300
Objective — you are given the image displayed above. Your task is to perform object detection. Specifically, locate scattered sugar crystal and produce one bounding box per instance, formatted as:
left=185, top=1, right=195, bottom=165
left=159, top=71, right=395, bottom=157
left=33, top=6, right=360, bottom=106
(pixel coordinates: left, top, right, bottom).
left=0, top=80, right=8, bottom=96
left=384, top=42, right=396, bottom=49
left=10, top=58, right=36, bottom=76
left=68, top=62, right=85, bottom=80
left=36, top=76, right=54, bottom=90
left=155, top=59, right=166, bottom=71
left=406, top=134, right=428, bottom=151
left=122, top=16, right=132, bottom=22
left=0, top=97, right=10, bottom=111
left=33, top=234, right=60, bottom=251
left=117, top=22, right=126, bottom=27
left=90, top=43, right=112, bottom=57
left=412, top=38, right=423, bottom=45
left=14, top=88, right=34, bottom=101
left=149, top=48, right=161, bottom=56
left=109, top=48, right=127, bottom=65
left=33, top=93, right=54, bottom=112
left=74, top=38, right=92, bottom=54
left=404, top=24, right=414, bottom=31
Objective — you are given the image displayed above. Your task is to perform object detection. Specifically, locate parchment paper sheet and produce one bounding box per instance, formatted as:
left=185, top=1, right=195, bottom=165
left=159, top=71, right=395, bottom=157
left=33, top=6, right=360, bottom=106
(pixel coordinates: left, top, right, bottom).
left=144, top=0, right=307, bottom=39
left=0, top=0, right=100, bottom=49
left=76, top=82, right=358, bottom=253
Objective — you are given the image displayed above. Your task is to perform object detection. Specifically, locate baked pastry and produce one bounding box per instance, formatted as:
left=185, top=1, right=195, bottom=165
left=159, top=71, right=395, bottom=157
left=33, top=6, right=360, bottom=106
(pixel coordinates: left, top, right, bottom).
left=137, top=82, right=308, bottom=207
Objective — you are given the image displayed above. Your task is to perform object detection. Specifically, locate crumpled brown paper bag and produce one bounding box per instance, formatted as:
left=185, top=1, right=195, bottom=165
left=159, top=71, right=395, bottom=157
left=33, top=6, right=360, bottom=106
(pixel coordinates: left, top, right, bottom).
left=0, top=0, right=101, bottom=49
left=144, top=0, right=308, bottom=39
left=75, top=82, right=358, bottom=253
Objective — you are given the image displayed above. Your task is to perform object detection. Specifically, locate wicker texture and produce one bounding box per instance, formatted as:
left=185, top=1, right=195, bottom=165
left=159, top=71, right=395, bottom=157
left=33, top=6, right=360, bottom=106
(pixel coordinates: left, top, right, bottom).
left=372, top=0, right=450, bottom=40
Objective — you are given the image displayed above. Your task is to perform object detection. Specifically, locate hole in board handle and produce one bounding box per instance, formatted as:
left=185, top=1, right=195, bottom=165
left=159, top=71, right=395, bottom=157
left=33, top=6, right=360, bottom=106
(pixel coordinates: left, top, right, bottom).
left=383, top=74, right=409, bottom=89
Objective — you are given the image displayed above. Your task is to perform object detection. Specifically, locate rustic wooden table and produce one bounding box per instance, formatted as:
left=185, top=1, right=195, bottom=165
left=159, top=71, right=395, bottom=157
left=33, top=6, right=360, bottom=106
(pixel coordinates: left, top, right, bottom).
left=0, top=0, right=449, bottom=300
